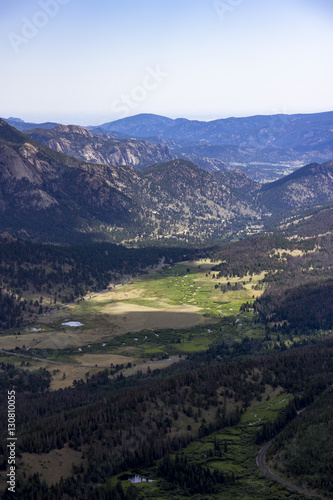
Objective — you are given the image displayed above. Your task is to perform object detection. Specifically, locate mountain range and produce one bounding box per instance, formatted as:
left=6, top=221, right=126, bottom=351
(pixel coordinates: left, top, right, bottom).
left=24, top=124, right=174, bottom=169
left=97, top=112, right=333, bottom=151
left=5, top=111, right=333, bottom=182
left=1, top=118, right=333, bottom=244
left=97, top=112, right=333, bottom=181
left=0, top=119, right=257, bottom=242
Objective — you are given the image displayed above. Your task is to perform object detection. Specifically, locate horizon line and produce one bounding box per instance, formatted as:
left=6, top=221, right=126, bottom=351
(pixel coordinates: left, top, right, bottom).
left=3, top=109, right=333, bottom=128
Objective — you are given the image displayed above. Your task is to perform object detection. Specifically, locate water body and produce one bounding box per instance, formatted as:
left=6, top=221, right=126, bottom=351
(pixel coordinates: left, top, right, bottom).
left=119, top=474, right=154, bottom=483
left=129, top=475, right=154, bottom=484
left=61, top=321, right=84, bottom=327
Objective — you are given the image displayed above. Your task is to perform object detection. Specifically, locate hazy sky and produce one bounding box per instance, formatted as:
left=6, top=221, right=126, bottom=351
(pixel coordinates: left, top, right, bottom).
left=1, top=0, right=333, bottom=125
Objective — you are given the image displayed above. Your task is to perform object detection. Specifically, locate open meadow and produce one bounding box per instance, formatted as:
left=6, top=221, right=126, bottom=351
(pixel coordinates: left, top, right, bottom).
left=0, top=259, right=267, bottom=387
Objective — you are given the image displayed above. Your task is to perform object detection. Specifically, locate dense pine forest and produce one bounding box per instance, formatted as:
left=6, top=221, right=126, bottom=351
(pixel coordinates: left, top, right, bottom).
left=266, top=389, right=333, bottom=495
left=1, top=337, right=333, bottom=498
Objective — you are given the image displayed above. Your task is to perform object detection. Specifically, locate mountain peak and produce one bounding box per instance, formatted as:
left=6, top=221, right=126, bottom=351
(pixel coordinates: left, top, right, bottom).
left=99, top=113, right=173, bottom=136
left=52, top=124, right=93, bottom=137
left=7, top=117, right=25, bottom=123
left=259, top=160, right=333, bottom=213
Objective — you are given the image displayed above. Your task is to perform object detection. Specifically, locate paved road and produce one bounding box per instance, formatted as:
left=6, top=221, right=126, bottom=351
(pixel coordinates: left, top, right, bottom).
left=256, top=439, right=328, bottom=499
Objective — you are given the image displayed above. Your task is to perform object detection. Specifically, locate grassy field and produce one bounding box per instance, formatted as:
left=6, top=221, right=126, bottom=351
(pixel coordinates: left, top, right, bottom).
left=0, top=445, right=85, bottom=493
left=19, top=445, right=85, bottom=486
left=0, top=259, right=267, bottom=387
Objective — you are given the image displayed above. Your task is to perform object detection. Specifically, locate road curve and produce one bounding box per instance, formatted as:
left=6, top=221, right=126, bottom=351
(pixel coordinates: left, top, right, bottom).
left=256, top=439, right=328, bottom=499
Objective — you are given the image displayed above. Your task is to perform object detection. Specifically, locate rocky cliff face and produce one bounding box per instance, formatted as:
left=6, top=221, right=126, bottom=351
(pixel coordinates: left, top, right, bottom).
left=25, top=124, right=174, bottom=169
left=0, top=120, right=143, bottom=241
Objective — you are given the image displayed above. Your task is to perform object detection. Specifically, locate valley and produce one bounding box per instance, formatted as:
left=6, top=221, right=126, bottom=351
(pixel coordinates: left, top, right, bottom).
left=1, top=221, right=333, bottom=499
left=0, top=111, right=333, bottom=500
left=0, top=258, right=265, bottom=388
left=2, top=0, right=333, bottom=493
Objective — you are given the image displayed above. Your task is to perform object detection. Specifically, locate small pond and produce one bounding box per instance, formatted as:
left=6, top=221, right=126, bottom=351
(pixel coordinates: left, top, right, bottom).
left=119, top=474, right=154, bottom=483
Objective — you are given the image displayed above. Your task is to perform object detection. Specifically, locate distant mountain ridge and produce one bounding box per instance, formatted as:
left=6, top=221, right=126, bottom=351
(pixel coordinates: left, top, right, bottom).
left=93, top=112, right=333, bottom=181
left=1, top=119, right=333, bottom=243
left=97, top=112, right=333, bottom=149
left=6, top=111, right=333, bottom=153
left=5, top=111, right=333, bottom=181
left=3, top=117, right=60, bottom=131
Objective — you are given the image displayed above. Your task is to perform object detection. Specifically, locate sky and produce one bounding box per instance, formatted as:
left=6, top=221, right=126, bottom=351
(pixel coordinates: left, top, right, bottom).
left=1, top=0, right=333, bottom=125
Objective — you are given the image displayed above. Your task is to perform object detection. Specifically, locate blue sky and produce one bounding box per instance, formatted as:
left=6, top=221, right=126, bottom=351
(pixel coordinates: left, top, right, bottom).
left=1, top=0, right=333, bottom=125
